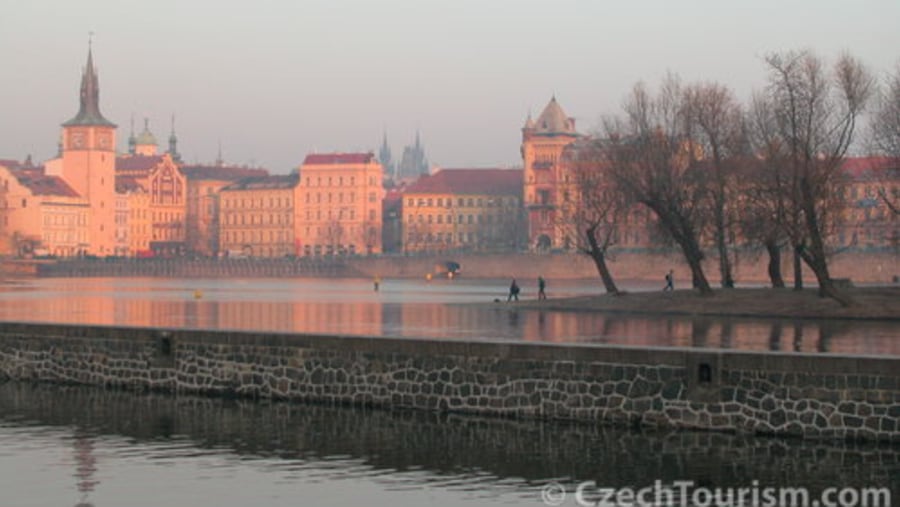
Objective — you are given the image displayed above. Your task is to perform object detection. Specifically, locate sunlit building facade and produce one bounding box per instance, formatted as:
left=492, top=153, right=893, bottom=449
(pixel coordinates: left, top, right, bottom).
left=521, top=97, right=580, bottom=251
left=401, top=168, right=525, bottom=253
left=219, top=174, right=299, bottom=258
left=183, top=165, right=270, bottom=257
left=296, top=153, right=384, bottom=256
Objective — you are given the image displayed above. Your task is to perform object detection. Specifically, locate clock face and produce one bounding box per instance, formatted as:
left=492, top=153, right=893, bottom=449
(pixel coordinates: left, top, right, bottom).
left=70, top=132, right=85, bottom=149
left=97, top=133, right=111, bottom=150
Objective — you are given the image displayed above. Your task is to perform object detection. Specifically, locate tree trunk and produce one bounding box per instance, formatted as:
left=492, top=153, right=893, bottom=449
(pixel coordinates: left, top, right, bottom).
left=799, top=182, right=853, bottom=307
left=798, top=246, right=852, bottom=307
left=684, top=249, right=712, bottom=294
left=715, top=202, right=734, bottom=288
left=792, top=244, right=803, bottom=291
left=585, top=227, right=620, bottom=294
left=764, top=239, right=785, bottom=288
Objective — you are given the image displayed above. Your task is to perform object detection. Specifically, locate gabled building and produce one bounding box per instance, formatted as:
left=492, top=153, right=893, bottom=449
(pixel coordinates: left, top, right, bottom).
left=115, top=153, right=187, bottom=256
left=0, top=162, right=87, bottom=257
left=401, top=168, right=524, bottom=253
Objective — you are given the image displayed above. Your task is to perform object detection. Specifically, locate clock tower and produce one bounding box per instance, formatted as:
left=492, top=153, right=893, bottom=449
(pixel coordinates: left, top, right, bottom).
left=61, top=44, right=118, bottom=256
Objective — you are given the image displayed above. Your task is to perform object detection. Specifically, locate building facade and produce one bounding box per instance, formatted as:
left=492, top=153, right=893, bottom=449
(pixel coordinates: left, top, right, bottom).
left=521, top=97, right=579, bottom=251
left=182, top=165, right=269, bottom=257
left=219, top=174, right=299, bottom=258
left=296, top=153, right=384, bottom=256
left=401, top=168, right=524, bottom=253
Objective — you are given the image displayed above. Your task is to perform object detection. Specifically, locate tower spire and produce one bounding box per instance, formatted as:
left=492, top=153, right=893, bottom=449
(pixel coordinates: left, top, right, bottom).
left=168, top=113, right=181, bottom=162
left=62, top=38, right=116, bottom=127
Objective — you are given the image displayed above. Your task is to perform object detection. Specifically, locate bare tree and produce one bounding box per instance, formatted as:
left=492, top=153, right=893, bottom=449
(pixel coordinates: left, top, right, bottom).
left=759, top=50, right=874, bottom=305
left=604, top=76, right=714, bottom=295
left=682, top=82, right=747, bottom=288
left=560, top=140, right=625, bottom=294
left=744, top=92, right=794, bottom=288
left=869, top=62, right=900, bottom=215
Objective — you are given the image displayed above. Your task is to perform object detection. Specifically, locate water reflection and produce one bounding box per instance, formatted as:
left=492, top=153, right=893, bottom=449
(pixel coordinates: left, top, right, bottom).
left=0, top=383, right=896, bottom=507
left=0, top=277, right=896, bottom=355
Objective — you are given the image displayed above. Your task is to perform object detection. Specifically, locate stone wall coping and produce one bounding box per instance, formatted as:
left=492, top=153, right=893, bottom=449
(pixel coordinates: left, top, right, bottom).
left=1, top=321, right=897, bottom=377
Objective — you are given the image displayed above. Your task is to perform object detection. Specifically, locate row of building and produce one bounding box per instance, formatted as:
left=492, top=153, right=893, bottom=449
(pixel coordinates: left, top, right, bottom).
left=0, top=48, right=896, bottom=260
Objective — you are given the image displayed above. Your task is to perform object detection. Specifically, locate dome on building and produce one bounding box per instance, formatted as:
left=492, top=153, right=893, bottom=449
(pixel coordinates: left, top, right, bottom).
left=534, top=96, right=575, bottom=135
left=135, top=119, right=158, bottom=146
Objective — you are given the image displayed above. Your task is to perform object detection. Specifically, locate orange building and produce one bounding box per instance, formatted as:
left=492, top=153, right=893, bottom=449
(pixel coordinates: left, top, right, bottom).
left=296, top=153, right=384, bottom=256
left=0, top=161, right=87, bottom=257
left=182, top=165, right=269, bottom=257
left=401, top=168, right=524, bottom=253
left=521, top=97, right=580, bottom=251
left=115, top=153, right=187, bottom=256
left=219, top=174, right=299, bottom=258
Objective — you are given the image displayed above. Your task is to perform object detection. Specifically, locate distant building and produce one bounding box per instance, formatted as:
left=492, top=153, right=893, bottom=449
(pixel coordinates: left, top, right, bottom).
left=219, top=174, right=299, bottom=258
left=0, top=161, right=86, bottom=257
left=841, top=157, right=900, bottom=250
left=401, top=168, right=524, bottom=253
left=396, top=131, right=429, bottom=183
left=115, top=154, right=187, bottom=256
left=378, top=131, right=395, bottom=184
left=521, top=96, right=580, bottom=251
left=296, top=153, right=385, bottom=256
left=181, top=165, right=269, bottom=257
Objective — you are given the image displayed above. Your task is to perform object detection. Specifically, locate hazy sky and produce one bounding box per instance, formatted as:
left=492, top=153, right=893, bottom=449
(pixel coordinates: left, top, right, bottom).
left=1, top=0, right=898, bottom=173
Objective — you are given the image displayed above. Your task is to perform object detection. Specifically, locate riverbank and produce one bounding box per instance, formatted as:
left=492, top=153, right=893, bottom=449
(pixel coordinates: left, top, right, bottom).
left=512, top=286, right=900, bottom=321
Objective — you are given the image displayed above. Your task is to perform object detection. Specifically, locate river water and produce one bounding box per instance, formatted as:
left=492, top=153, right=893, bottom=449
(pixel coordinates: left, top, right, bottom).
left=0, top=277, right=897, bottom=355
left=1, top=277, right=897, bottom=506
left=0, top=383, right=896, bottom=507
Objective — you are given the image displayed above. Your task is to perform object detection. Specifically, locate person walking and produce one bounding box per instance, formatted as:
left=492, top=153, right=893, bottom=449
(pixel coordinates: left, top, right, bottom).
left=537, top=276, right=547, bottom=301
left=663, top=270, right=674, bottom=291
left=507, top=279, right=520, bottom=302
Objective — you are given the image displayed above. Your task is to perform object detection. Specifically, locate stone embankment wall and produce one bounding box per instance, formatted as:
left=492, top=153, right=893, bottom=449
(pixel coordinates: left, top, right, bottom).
left=16, top=250, right=899, bottom=284
left=0, top=323, right=897, bottom=442
left=32, top=258, right=357, bottom=278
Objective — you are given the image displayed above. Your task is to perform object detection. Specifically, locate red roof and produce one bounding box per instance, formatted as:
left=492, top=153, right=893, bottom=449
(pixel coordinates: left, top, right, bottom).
left=404, top=168, right=523, bottom=196
left=116, top=175, right=145, bottom=193
left=180, top=165, right=269, bottom=181
left=14, top=169, right=80, bottom=198
left=116, top=155, right=165, bottom=173
left=841, top=156, right=900, bottom=180
left=302, top=153, right=375, bottom=165
left=221, top=173, right=299, bottom=191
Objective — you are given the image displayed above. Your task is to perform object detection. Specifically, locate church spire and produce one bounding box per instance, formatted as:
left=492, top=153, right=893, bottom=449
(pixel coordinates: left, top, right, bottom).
left=168, top=114, right=181, bottom=162
left=62, top=39, right=116, bottom=128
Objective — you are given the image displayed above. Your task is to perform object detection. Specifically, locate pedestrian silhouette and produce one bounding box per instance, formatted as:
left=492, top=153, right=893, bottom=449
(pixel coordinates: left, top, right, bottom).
left=507, top=279, right=520, bottom=302
left=537, top=276, right=547, bottom=301
left=663, top=270, right=674, bottom=291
